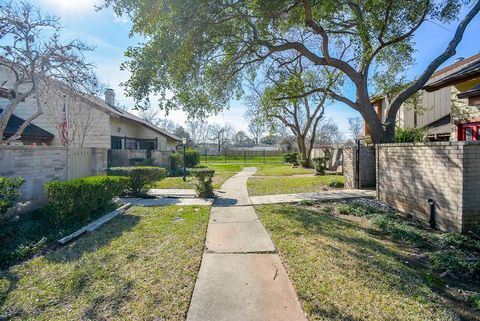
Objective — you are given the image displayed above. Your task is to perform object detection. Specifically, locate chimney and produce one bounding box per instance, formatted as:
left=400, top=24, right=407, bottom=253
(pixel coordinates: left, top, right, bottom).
left=105, top=88, right=115, bottom=106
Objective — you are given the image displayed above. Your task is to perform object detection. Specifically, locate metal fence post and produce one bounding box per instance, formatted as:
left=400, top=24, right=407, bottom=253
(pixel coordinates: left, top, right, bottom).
left=263, top=149, right=266, bottom=164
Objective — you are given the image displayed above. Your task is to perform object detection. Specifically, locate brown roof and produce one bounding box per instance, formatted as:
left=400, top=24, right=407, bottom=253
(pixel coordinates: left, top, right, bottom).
left=57, top=88, right=181, bottom=142
left=424, top=58, right=480, bottom=92
left=431, top=53, right=480, bottom=78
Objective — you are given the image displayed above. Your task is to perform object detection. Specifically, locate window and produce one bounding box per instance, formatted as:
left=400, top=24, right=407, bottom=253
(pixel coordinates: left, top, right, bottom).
left=111, top=137, right=122, bottom=149
left=125, top=138, right=136, bottom=150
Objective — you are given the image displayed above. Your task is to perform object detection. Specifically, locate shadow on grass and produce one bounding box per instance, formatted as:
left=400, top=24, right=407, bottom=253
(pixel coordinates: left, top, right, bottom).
left=0, top=213, right=140, bottom=318
left=266, top=205, right=480, bottom=321
left=45, top=213, right=140, bottom=263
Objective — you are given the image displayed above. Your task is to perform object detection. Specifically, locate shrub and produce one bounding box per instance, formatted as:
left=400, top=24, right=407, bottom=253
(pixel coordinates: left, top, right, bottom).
left=189, top=168, right=215, bottom=198
left=0, top=177, right=24, bottom=218
left=170, top=152, right=183, bottom=170
left=129, top=157, right=146, bottom=165
left=44, top=176, right=128, bottom=225
left=312, top=157, right=328, bottom=175
left=184, top=148, right=201, bottom=167
left=283, top=152, right=299, bottom=165
left=108, top=166, right=166, bottom=196
left=395, top=127, right=429, bottom=143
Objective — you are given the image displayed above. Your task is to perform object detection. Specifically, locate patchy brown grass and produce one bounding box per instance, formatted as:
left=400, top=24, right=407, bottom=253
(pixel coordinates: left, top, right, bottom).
left=0, top=205, right=210, bottom=320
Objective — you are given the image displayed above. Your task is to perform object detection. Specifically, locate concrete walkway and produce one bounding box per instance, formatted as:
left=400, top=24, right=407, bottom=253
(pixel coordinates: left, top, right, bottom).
left=148, top=188, right=196, bottom=198
left=250, top=189, right=376, bottom=205
left=119, top=197, right=213, bottom=206
left=187, top=168, right=306, bottom=321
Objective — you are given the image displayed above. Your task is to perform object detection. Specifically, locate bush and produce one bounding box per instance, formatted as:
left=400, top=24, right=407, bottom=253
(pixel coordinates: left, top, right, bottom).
left=395, top=127, right=429, bottom=143
left=44, top=176, right=128, bottom=225
left=170, top=152, right=183, bottom=170
left=283, top=152, right=299, bottom=165
left=312, top=157, right=328, bottom=175
left=0, top=177, right=24, bottom=218
left=129, top=157, right=155, bottom=166
left=184, top=148, right=201, bottom=168
left=129, top=157, right=146, bottom=165
left=189, top=168, right=215, bottom=198
left=108, top=166, right=166, bottom=196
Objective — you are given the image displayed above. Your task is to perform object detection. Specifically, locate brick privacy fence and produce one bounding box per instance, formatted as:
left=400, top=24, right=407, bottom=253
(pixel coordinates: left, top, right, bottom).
left=377, top=141, right=480, bottom=233
left=344, top=145, right=376, bottom=189
left=0, top=146, right=107, bottom=214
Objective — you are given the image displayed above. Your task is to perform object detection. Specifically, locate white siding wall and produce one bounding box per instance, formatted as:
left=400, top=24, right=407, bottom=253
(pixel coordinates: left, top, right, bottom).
left=0, top=65, right=110, bottom=148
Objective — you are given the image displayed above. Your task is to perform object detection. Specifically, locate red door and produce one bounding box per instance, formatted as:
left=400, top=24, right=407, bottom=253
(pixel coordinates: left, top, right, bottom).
left=458, top=122, right=480, bottom=141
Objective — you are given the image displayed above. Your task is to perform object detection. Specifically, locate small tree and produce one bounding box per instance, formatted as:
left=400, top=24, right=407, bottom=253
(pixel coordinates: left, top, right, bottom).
left=348, top=117, right=363, bottom=140
left=247, top=118, right=267, bottom=145
left=0, top=1, right=95, bottom=144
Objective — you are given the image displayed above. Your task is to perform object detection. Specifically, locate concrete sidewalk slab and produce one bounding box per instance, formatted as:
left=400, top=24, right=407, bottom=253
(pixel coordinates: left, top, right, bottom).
left=206, top=219, right=275, bottom=253
left=187, top=253, right=306, bottom=321
left=148, top=188, right=196, bottom=198
left=210, top=206, right=258, bottom=223
left=250, top=189, right=376, bottom=205
left=120, top=197, right=213, bottom=206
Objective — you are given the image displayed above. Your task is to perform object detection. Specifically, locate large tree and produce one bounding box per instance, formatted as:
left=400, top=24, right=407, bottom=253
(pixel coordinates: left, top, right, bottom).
left=103, top=0, right=480, bottom=144
left=208, top=123, right=235, bottom=153
left=0, top=1, right=96, bottom=144
left=248, top=58, right=334, bottom=167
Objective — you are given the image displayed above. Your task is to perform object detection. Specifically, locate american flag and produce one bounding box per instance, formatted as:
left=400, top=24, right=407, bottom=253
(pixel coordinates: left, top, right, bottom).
left=58, top=98, right=69, bottom=145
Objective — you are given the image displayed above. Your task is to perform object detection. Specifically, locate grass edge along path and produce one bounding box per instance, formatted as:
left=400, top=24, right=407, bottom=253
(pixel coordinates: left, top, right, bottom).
left=247, top=175, right=345, bottom=196
left=255, top=202, right=480, bottom=321
left=0, top=205, right=210, bottom=321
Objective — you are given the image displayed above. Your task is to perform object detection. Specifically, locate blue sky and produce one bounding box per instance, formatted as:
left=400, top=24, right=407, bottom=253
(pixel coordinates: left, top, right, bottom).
left=26, top=0, right=480, bottom=137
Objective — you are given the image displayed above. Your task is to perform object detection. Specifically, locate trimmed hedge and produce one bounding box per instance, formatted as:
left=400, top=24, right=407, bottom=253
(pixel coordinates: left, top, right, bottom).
left=44, top=176, right=129, bottom=225
left=189, top=168, right=215, bottom=198
left=0, top=177, right=24, bottom=218
left=108, top=166, right=166, bottom=195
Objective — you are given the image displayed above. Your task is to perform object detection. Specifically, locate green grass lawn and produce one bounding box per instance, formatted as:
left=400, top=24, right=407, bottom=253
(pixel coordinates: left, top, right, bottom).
left=150, top=164, right=245, bottom=190
left=150, top=172, right=235, bottom=190
left=200, top=155, right=283, bottom=164
left=247, top=175, right=345, bottom=196
left=254, top=164, right=316, bottom=176
left=256, top=202, right=480, bottom=321
left=0, top=205, right=210, bottom=320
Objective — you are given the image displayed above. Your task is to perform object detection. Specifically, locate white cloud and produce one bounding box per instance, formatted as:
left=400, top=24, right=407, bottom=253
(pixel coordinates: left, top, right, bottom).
left=40, top=0, right=100, bottom=16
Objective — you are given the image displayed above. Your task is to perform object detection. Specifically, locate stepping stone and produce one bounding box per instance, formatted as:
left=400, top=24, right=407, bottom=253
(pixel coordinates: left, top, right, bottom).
left=187, top=253, right=306, bottom=321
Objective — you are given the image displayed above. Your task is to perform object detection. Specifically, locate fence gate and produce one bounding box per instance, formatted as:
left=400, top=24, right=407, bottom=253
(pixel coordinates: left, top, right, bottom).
left=67, top=148, right=92, bottom=179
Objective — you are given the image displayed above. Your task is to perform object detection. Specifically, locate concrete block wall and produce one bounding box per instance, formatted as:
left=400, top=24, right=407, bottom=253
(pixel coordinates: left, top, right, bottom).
left=0, top=146, right=67, bottom=211
left=344, top=146, right=376, bottom=189
left=0, top=146, right=108, bottom=214
left=377, top=141, right=480, bottom=233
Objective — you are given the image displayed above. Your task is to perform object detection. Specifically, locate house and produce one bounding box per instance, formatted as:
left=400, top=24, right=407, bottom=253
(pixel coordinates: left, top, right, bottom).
left=0, top=80, right=181, bottom=151
left=423, top=58, right=480, bottom=141
left=364, top=53, right=480, bottom=141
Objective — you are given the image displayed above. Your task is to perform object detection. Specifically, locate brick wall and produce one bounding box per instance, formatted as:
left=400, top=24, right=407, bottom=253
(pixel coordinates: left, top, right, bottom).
left=377, top=141, right=480, bottom=233
left=0, top=146, right=107, bottom=214
left=344, top=145, right=376, bottom=189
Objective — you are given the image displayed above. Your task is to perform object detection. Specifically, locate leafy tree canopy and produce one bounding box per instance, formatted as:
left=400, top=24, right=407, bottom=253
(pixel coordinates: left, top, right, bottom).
left=102, top=0, right=479, bottom=142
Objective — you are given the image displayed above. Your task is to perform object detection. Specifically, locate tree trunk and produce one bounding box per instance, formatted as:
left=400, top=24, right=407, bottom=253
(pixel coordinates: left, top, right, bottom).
left=296, top=135, right=310, bottom=167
